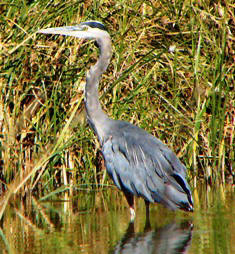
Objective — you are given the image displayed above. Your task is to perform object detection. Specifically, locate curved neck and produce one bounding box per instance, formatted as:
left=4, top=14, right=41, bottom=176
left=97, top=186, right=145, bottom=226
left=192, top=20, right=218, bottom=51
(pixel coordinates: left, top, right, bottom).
left=85, top=35, right=112, bottom=141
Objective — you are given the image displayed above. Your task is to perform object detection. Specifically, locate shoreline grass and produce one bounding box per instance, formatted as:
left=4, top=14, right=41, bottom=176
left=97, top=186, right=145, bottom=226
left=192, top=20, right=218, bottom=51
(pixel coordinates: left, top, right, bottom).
left=0, top=0, right=234, bottom=210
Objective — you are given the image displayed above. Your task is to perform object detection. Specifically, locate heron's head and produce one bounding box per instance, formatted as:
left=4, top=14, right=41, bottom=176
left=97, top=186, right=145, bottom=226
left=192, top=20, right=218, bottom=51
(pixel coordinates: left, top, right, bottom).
left=38, top=21, right=109, bottom=40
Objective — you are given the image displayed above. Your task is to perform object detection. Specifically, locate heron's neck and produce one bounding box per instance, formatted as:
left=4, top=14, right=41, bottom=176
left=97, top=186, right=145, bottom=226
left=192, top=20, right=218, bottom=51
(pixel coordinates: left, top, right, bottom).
left=85, top=36, right=112, bottom=141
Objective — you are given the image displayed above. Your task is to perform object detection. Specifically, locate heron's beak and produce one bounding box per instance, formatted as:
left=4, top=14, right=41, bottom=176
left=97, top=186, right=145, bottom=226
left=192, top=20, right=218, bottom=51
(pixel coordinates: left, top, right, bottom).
left=37, top=25, right=93, bottom=39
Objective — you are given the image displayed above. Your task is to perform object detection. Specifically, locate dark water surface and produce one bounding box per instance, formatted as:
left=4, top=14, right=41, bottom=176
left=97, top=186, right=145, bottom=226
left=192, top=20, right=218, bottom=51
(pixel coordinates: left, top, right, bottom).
left=0, top=185, right=234, bottom=253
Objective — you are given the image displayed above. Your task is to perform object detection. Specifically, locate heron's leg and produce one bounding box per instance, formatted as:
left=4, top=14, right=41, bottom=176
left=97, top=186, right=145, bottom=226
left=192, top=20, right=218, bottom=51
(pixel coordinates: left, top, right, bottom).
left=130, top=207, right=135, bottom=222
left=144, top=200, right=151, bottom=229
left=123, top=191, right=135, bottom=221
left=145, top=200, right=150, bottom=217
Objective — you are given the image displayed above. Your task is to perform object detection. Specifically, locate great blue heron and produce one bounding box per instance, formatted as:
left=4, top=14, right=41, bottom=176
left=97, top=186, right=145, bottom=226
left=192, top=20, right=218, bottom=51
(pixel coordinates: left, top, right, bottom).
left=38, top=21, right=194, bottom=219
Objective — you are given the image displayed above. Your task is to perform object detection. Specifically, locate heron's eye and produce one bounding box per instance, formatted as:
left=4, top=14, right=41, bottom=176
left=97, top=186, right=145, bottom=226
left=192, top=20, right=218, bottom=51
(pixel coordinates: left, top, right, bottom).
left=82, top=26, right=89, bottom=31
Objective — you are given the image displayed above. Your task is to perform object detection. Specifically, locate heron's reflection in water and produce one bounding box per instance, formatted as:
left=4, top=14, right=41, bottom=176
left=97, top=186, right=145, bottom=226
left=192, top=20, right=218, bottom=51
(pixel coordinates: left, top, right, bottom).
left=110, top=219, right=193, bottom=254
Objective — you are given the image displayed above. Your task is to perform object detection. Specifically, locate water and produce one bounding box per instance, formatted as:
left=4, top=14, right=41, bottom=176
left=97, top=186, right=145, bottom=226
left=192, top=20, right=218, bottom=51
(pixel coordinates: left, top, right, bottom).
left=0, top=185, right=234, bottom=253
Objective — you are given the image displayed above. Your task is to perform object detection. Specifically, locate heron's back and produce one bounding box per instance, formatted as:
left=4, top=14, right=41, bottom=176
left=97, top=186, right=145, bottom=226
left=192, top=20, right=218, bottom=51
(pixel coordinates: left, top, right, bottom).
left=101, top=119, right=193, bottom=211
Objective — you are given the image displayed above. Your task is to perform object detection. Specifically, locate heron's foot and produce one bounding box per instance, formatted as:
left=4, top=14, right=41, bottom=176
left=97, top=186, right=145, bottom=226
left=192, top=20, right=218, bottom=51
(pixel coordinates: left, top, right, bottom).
left=130, top=207, right=135, bottom=222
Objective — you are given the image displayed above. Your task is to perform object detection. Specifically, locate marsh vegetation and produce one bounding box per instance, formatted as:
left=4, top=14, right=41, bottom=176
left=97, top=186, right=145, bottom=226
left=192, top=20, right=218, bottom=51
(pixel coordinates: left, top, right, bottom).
left=0, top=0, right=234, bottom=222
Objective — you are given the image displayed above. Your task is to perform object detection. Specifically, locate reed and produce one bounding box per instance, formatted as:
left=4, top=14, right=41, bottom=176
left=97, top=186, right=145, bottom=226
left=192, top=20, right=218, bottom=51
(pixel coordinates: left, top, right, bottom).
left=0, top=0, right=234, bottom=206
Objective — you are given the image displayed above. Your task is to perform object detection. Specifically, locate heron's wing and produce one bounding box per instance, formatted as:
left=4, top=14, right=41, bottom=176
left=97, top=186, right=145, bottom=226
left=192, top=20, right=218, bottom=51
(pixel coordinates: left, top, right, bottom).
left=102, top=121, right=192, bottom=210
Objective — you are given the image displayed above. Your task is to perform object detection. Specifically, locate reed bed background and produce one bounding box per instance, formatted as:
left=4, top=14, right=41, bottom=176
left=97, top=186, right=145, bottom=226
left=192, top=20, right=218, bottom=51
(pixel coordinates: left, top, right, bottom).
left=0, top=0, right=234, bottom=209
